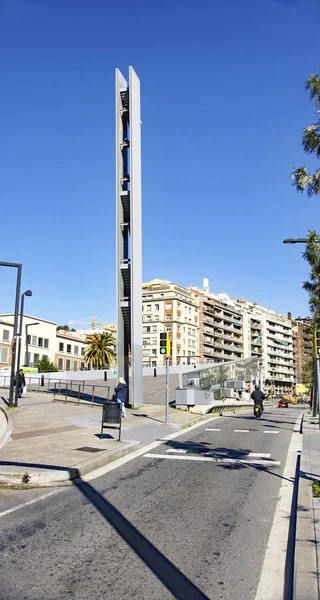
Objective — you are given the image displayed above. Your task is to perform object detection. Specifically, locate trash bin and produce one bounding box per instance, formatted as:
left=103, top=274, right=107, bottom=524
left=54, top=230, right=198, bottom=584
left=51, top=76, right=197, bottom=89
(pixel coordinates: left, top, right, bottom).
left=101, top=400, right=122, bottom=441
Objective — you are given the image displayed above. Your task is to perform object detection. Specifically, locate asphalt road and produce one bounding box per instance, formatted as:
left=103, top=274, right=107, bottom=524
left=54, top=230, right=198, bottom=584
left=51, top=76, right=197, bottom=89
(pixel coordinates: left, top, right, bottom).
left=0, top=406, right=302, bottom=600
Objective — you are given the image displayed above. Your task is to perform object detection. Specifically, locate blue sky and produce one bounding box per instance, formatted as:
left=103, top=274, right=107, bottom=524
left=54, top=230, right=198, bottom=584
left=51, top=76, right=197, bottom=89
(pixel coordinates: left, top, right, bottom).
left=1, top=0, right=320, bottom=325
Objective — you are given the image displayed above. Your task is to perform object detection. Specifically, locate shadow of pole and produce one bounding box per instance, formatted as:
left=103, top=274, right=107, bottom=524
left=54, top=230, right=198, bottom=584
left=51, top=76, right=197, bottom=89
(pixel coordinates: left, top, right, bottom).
left=73, top=477, right=210, bottom=600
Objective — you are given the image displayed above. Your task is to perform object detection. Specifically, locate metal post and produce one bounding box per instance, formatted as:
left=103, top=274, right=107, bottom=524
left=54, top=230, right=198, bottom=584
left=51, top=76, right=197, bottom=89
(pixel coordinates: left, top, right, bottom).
left=313, top=357, right=317, bottom=417
left=165, top=355, right=169, bottom=424
left=25, top=323, right=29, bottom=367
left=9, top=264, right=22, bottom=406
left=14, top=291, right=25, bottom=406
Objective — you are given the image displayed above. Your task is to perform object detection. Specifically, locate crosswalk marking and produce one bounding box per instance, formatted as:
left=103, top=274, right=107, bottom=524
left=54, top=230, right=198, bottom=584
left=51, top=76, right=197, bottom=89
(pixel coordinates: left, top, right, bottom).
left=206, top=450, right=229, bottom=456
left=206, top=428, right=221, bottom=431
left=263, top=431, right=279, bottom=434
left=165, top=448, right=188, bottom=454
left=234, top=429, right=249, bottom=432
left=143, top=453, right=280, bottom=466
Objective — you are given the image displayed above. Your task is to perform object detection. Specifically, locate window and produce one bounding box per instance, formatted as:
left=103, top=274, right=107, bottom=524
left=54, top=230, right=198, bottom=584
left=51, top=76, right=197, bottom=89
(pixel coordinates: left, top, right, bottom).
left=81, top=362, right=85, bottom=370
left=152, top=338, right=157, bottom=344
left=146, top=316, right=151, bottom=322
left=165, top=314, right=172, bottom=321
left=166, top=326, right=172, bottom=332
left=66, top=359, right=71, bottom=371
left=81, top=348, right=85, bottom=356
left=27, top=335, right=31, bottom=344
left=155, top=304, right=160, bottom=311
left=154, top=316, right=159, bottom=321
left=0, top=347, right=8, bottom=363
left=24, top=352, right=31, bottom=365
left=177, top=326, right=181, bottom=332
left=67, top=344, right=72, bottom=353
left=38, top=337, right=43, bottom=347
left=73, top=360, right=78, bottom=371
left=152, top=349, right=157, bottom=355
left=2, top=329, right=10, bottom=342
left=147, top=304, right=151, bottom=312
left=58, top=358, right=63, bottom=370
left=165, top=303, right=172, bottom=309
left=32, top=336, right=37, bottom=346
left=42, top=355, right=48, bottom=361
left=146, top=326, right=151, bottom=333
left=152, top=326, right=157, bottom=332
left=59, top=342, right=64, bottom=352
left=74, top=345, right=79, bottom=355
left=34, top=353, right=40, bottom=363
left=44, top=338, right=49, bottom=348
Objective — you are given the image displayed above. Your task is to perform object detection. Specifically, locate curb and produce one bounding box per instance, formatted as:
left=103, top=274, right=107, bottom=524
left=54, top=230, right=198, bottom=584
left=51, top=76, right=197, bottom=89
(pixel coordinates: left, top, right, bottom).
left=0, top=440, right=144, bottom=486
left=0, top=400, right=14, bottom=451
left=294, top=448, right=319, bottom=600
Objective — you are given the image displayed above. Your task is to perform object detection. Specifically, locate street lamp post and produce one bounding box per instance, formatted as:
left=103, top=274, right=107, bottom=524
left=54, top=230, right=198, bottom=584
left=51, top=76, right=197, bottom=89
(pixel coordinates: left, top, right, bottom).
left=0, top=262, right=22, bottom=407
left=15, top=290, right=32, bottom=406
left=25, top=322, right=40, bottom=367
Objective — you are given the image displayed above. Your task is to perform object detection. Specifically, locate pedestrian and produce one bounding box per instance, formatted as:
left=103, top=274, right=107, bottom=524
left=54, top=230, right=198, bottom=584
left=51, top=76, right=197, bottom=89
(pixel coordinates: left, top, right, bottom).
left=114, top=377, right=128, bottom=418
left=18, top=369, right=26, bottom=398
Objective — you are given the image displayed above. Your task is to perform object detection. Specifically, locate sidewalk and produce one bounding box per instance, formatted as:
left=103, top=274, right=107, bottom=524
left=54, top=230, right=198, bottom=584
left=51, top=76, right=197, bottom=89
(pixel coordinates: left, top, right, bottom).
left=0, top=389, right=221, bottom=486
left=294, top=413, right=320, bottom=600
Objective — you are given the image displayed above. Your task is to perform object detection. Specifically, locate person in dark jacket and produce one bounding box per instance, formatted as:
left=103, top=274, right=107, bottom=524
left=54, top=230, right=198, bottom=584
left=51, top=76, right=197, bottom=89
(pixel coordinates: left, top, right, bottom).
left=18, top=369, right=26, bottom=398
left=251, top=385, right=266, bottom=414
left=114, top=377, right=128, bottom=417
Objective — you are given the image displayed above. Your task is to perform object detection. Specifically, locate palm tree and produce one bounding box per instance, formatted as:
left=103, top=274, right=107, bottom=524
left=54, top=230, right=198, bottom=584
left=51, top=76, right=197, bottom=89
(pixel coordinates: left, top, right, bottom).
left=84, top=332, right=116, bottom=369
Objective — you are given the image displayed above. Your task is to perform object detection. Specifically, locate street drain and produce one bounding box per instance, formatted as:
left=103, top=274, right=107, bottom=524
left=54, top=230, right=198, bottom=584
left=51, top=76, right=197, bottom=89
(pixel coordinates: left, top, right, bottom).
left=76, top=447, right=105, bottom=453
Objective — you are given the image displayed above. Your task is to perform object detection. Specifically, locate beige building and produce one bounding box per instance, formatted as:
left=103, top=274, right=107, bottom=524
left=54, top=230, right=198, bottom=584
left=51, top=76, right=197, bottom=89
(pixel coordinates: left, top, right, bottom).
left=142, top=279, right=199, bottom=366
left=55, top=330, right=88, bottom=371
left=0, top=319, right=13, bottom=369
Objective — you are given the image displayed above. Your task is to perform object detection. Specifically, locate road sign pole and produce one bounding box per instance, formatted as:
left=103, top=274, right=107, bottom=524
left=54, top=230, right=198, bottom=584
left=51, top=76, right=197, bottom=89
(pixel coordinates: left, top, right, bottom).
left=165, top=355, right=169, bottom=424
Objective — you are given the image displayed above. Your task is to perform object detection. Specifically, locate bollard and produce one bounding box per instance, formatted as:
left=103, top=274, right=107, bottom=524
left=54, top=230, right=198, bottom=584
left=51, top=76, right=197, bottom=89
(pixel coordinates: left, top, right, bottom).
left=104, top=371, right=108, bottom=382
left=154, top=368, right=157, bottom=377
left=41, top=375, right=44, bottom=387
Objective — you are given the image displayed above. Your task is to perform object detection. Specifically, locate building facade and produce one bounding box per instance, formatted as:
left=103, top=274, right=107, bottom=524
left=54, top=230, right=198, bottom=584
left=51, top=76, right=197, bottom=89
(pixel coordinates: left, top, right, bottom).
left=290, top=316, right=313, bottom=387
left=142, top=279, right=199, bottom=366
left=55, top=331, right=88, bottom=371
left=0, top=319, right=13, bottom=369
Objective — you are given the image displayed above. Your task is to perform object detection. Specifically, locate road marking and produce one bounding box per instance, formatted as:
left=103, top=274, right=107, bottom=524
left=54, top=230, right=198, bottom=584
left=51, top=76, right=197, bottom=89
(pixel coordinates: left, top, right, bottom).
left=255, top=412, right=304, bottom=600
left=248, top=453, right=271, bottom=458
left=234, top=429, right=250, bottom=432
left=263, top=430, right=279, bottom=434
left=206, top=450, right=229, bottom=456
left=165, top=448, right=188, bottom=453
left=0, top=489, right=61, bottom=519
left=143, top=453, right=280, bottom=466
left=206, top=428, right=221, bottom=431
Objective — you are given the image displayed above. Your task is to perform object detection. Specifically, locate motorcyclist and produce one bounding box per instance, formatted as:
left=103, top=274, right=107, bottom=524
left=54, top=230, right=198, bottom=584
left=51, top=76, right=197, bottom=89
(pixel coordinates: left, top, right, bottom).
left=251, top=385, right=266, bottom=414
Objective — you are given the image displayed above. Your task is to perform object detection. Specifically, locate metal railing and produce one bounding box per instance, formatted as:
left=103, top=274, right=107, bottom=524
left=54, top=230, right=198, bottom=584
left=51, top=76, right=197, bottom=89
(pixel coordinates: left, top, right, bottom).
left=52, top=381, right=111, bottom=407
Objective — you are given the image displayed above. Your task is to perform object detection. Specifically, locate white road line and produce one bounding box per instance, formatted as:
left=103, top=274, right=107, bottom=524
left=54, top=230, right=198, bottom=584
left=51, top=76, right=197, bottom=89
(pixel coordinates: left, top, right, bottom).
left=206, top=428, right=221, bottom=431
left=255, top=412, right=304, bottom=600
left=143, top=453, right=280, bottom=466
left=263, top=430, right=279, bottom=434
left=248, top=453, right=271, bottom=458
left=206, top=450, right=229, bottom=456
left=0, top=489, right=61, bottom=519
left=234, top=429, right=250, bottom=432
left=165, top=448, right=188, bottom=453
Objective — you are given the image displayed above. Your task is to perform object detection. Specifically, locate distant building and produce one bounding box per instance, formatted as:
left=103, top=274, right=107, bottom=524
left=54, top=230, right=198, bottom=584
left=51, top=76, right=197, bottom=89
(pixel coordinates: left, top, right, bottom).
left=55, top=330, right=88, bottom=371
left=142, top=279, right=199, bottom=367
left=290, top=315, right=313, bottom=387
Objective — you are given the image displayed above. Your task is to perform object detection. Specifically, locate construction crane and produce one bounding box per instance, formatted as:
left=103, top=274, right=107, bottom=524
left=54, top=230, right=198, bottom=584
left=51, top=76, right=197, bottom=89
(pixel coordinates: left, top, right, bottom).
left=69, top=317, right=104, bottom=330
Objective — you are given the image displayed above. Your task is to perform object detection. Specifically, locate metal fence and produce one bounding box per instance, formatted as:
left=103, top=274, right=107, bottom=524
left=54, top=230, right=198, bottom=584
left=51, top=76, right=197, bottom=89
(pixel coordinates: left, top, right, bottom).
left=52, top=381, right=111, bottom=407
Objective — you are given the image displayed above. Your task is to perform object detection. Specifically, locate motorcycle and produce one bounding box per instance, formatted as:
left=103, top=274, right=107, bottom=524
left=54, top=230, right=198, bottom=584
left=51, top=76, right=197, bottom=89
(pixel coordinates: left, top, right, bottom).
left=254, top=404, right=263, bottom=418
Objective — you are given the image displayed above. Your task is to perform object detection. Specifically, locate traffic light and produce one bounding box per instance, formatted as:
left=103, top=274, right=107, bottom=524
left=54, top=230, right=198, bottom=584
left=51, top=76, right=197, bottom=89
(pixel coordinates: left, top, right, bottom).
left=315, top=331, right=320, bottom=356
left=160, top=332, right=171, bottom=355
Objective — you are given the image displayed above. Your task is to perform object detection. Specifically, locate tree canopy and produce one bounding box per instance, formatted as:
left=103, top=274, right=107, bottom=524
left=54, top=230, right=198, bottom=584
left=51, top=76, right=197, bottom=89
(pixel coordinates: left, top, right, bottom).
left=291, top=72, right=320, bottom=197
left=303, top=230, right=320, bottom=328
left=57, top=325, right=76, bottom=332
left=84, top=332, right=116, bottom=369
left=35, top=356, right=58, bottom=373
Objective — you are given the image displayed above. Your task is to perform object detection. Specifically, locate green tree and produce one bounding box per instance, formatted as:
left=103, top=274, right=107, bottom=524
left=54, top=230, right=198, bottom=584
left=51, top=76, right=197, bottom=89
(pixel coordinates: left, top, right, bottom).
left=84, top=332, right=116, bottom=369
left=291, top=72, right=320, bottom=196
left=303, top=231, right=320, bottom=329
left=34, top=357, right=58, bottom=373
left=302, top=357, right=313, bottom=390
left=57, top=325, right=76, bottom=332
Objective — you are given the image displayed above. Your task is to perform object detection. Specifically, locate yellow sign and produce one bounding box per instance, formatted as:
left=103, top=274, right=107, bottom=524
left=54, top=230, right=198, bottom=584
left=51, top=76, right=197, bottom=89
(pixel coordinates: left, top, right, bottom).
left=21, top=367, right=38, bottom=374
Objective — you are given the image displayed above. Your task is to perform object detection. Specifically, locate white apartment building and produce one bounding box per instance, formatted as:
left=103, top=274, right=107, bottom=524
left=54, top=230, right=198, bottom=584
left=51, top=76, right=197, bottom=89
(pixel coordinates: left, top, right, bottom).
left=0, top=314, right=89, bottom=371
left=142, top=279, right=199, bottom=366
left=0, top=314, right=57, bottom=367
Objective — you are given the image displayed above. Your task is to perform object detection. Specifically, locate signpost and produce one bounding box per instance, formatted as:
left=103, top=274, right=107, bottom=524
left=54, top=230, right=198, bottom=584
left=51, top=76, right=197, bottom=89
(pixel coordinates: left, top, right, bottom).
left=160, top=333, right=171, bottom=424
